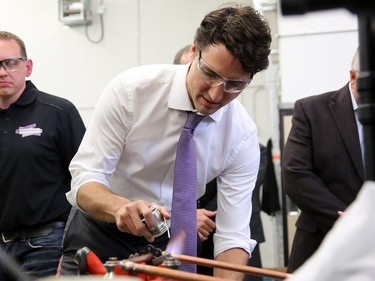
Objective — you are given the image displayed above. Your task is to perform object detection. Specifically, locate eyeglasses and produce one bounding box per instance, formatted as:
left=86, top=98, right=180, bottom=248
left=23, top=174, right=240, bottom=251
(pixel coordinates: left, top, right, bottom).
left=0, top=58, right=26, bottom=72
left=197, top=50, right=252, bottom=94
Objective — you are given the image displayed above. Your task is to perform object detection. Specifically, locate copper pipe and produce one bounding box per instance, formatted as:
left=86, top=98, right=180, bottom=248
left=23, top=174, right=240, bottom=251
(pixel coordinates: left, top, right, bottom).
left=121, top=260, right=233, bottom=281
left=168, top=253, right=292, bottom=280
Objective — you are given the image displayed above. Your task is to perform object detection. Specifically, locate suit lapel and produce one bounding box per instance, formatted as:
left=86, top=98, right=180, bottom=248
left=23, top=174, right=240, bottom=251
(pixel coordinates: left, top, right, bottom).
left=329, top=84, right=365, bottom=181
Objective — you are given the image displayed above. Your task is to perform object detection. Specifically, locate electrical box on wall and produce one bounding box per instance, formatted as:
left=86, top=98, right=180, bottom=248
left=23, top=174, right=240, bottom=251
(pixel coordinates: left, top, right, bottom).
left=59, top=0, right=92, bottom=26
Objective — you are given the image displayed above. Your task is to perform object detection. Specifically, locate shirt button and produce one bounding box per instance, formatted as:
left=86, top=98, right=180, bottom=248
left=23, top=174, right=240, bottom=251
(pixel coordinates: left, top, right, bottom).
left=5, top=118, right=10, bottom=122
left=3, top=131, right=8, bottom=134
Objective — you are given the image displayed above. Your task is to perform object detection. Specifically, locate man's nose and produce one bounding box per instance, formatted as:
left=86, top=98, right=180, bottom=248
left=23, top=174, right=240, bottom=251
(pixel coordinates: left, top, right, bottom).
left=207, top=84, right=225, bottom=103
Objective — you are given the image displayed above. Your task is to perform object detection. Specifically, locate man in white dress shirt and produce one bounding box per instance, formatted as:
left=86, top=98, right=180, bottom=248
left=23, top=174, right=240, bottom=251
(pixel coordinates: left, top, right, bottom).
left=60, top=4, right=271, bottom=280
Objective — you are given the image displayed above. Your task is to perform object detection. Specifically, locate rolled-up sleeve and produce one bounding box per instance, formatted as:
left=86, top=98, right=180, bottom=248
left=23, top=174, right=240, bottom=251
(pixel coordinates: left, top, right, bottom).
left=214, top=129, right=260, bottom=257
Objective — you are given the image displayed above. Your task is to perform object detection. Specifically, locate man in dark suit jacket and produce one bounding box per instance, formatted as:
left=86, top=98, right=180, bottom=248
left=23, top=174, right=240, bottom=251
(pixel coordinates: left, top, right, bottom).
left=282, top=48, right=364, bottom=272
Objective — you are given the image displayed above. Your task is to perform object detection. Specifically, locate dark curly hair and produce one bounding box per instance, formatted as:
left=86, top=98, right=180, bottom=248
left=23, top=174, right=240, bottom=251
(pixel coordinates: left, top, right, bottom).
left=194, top=4, right=271, bottom=75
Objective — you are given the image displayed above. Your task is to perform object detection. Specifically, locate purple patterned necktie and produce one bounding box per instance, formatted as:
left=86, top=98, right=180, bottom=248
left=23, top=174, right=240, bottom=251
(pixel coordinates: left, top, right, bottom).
left=170, top=111, right=204, bottom=273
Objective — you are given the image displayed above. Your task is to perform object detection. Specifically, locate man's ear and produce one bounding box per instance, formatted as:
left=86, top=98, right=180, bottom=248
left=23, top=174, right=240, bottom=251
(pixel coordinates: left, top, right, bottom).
left=25, top=59, right=33, bottom=77
left=190, top=43, right=198, bottom=60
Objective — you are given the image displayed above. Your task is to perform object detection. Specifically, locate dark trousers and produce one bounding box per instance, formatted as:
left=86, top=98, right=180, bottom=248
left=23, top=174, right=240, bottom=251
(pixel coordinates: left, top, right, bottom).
left=0, top=222, right=65, bottom=281
left=244, top=245, right=263, bottom=281
left=60, top=210, right=169, bottom=276
left=287, top=227, right=325, bottom=273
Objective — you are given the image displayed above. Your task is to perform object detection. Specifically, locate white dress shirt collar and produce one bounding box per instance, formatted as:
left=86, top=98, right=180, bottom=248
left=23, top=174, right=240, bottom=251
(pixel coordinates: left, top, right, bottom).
left=349, top=83, right=358, bottom=110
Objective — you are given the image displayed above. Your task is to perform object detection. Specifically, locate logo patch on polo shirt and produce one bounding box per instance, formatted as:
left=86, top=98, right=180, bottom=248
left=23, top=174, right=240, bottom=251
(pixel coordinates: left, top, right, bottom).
left=15, top=123, right=43, bottom=137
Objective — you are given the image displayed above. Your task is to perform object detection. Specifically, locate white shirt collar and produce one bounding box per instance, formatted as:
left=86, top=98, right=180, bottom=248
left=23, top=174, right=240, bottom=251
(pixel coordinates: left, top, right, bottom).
left=349, top=83, right=358, bottom=111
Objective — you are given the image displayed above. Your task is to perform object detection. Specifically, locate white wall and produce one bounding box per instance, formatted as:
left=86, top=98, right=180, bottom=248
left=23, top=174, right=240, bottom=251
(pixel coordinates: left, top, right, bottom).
left=278, top=7, right=358, bottom=104
left=2, top=0, right=138, bottom=124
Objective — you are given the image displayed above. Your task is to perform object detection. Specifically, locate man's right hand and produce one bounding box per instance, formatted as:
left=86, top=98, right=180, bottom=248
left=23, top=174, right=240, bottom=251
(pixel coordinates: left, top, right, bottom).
left=77, top=182, right=171, bottom=242
left=115, top=200, right=170, bottom=242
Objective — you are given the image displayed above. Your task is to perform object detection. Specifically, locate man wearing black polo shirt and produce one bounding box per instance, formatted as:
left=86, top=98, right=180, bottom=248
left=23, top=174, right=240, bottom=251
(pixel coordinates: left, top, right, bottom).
left=0, top=31, right=85, bottom=280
